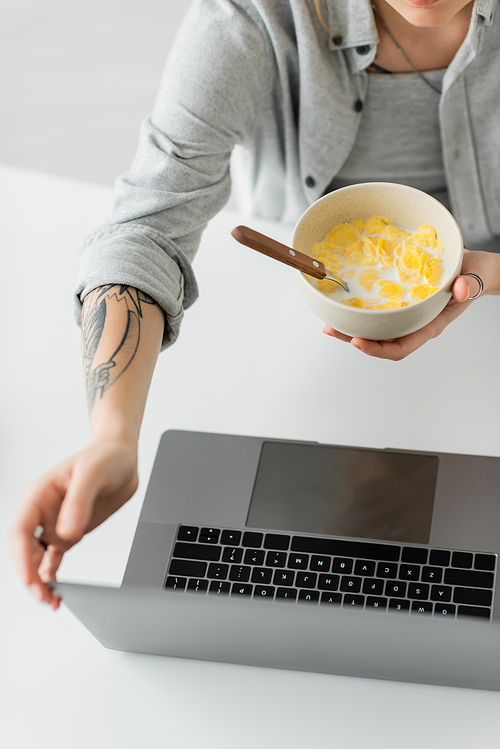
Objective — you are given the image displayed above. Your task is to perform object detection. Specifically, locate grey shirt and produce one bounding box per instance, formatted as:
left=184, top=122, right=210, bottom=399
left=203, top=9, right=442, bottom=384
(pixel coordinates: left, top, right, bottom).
left=75, top=0, right=500, bottom=349
left=328, top=68, right=448, bottom=202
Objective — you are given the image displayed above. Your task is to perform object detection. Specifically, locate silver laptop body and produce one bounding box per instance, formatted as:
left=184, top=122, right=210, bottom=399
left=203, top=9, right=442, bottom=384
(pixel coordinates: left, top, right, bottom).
left=56, top=429, right=500, bottom=690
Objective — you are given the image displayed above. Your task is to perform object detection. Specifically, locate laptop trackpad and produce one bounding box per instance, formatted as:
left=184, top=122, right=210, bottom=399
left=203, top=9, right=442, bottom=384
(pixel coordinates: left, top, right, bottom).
left=246, top=441, right=438, bottom=545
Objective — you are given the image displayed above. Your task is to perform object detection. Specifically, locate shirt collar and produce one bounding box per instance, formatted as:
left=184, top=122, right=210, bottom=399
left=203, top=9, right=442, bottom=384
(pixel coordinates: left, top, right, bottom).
left=326, top=0, right=377, bottom=51
left=475, top=0, right=497, bottom=24
left=325, top=0, right=498, bottom=51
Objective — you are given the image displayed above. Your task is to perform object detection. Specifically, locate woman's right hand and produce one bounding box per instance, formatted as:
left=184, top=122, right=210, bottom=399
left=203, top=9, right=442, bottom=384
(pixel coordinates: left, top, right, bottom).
left=9, top=437, right=139, bottom=610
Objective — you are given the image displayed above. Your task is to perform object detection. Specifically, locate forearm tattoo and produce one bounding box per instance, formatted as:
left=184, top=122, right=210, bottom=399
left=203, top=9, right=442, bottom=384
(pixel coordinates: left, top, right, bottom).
left=81, top=285, right=157, bottom=408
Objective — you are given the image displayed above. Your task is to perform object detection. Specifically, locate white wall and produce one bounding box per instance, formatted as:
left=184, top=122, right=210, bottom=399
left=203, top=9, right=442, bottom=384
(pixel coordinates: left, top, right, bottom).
left=0, top=0, right=193, bottom=184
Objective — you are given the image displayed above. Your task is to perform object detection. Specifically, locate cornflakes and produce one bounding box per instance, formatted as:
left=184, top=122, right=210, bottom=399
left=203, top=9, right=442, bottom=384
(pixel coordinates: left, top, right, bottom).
left=308, top=216, right=448, bottom=309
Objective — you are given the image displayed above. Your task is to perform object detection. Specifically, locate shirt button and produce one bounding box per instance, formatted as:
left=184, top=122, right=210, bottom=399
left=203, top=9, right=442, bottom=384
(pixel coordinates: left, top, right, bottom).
left=355, top=44, right=371, bottom=55
left=331, top=35, right=343, bottom=46
left=354, top=99, right=363, bottom=112
left=305, top=175, right=316, bottom=188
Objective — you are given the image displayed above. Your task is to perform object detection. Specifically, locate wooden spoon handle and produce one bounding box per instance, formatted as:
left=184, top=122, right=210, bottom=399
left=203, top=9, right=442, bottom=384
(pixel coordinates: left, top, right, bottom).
left=231, top=225, right=326, bottom=280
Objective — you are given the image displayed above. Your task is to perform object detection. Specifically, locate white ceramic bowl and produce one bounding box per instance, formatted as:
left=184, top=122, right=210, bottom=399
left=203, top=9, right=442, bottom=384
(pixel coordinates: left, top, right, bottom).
left=293, top=182, right=463, bottom=340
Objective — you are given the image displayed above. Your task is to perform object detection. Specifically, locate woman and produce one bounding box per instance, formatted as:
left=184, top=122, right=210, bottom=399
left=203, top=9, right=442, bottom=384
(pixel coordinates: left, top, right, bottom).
left=10, top=0, right=500, bottom=608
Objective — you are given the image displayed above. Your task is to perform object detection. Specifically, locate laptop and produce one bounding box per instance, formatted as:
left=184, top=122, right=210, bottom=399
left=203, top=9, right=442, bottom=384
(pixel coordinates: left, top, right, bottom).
left=54, top=429, right=500, bottom=690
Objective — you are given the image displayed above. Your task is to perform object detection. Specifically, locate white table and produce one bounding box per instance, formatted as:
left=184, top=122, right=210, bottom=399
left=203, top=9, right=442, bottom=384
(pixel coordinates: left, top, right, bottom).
left=2, top=164, right=500, bottom=749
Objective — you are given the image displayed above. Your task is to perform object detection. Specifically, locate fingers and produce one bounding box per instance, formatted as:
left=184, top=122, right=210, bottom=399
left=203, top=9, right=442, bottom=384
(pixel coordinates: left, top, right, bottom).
left=323, top=325, right=352, bottom=344
left=10, top=480, right=65, bottom=609
left=10, top=463, right=94, bottom=608
left=12, top=442, right=138, bottom=607
left=10, top=484, right=55, bottom=586
left=39, top=546, right=65, bottom=583
left=55, top=462, right=99, bottom=542
left=323, top=315, right=441, bottom=361
left=350, top=325, right=432, bottom=361
left=452, top=275, right=480, bottom=303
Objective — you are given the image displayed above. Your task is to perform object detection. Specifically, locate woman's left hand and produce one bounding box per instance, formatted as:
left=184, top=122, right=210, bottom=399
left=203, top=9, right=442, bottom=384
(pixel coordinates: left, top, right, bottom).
left=323, top=249, right=499, bottom=361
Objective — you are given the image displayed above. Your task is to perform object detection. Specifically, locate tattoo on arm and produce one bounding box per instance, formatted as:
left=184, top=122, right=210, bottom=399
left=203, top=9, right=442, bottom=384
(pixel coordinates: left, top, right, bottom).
left=81, top=285, right=157, bottom=408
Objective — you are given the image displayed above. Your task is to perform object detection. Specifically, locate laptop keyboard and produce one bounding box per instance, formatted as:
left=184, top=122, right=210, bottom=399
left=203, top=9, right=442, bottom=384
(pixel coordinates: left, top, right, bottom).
left=165, top=526, right=497, bottom=621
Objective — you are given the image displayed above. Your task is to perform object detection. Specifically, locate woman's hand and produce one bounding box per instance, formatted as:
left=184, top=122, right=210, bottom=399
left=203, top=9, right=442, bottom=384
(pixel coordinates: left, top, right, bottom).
left=9, top=438, right=138, bottom=610
left=323, top=249, right=499, bottom=361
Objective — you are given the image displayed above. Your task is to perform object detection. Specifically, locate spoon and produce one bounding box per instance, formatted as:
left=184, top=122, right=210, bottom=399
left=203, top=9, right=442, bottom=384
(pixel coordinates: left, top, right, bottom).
left=231, top=225, right=349, bottom=292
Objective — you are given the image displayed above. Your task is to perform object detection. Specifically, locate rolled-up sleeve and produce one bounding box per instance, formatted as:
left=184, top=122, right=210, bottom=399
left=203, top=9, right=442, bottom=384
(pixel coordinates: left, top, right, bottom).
left=74, top=0, right=271, bottom=349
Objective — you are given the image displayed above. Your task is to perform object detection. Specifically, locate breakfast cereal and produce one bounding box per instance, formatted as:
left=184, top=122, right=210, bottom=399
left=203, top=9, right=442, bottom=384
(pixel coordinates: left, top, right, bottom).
left=306, top=217, right=448, bottom=309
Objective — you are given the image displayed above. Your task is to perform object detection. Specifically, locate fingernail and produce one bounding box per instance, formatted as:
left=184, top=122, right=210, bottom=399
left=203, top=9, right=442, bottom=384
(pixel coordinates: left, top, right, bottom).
left=29, top=584, right=43, bottom=601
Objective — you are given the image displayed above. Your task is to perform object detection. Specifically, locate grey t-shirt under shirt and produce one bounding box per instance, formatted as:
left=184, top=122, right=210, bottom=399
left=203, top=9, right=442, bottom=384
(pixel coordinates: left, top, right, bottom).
left=327, top=68, right=449, bottom=210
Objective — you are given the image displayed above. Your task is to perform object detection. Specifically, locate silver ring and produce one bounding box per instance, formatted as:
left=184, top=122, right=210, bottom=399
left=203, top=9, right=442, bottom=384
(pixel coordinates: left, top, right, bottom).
left=34, top=524, right=48, bottom=551
left=464, top=273, right=484, bottom=300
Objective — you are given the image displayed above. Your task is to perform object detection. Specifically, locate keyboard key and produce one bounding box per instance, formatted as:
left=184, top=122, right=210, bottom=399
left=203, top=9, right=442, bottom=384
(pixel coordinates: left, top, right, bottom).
left=421, top=566, right=442, bottom=584
left=207, top=563, right=229, bottom=579
left=187, top=578, right=208, bottom=593
left=276, top=587, right=298, bottom=602
left=288, top=553, right=309, bottom=569
left=475, top=554, right=496, bottom=571
left=429, top=549, right=450, bottom=566
left=408, top=583, right=430, bottom=600
left=264, top=533, right=290, bottom=550
left=401, top=547, right=428, bottom=564
left=377, top=562, right=398, bottom=579
left=242, top=532, right=263, bottom=548
left=169, top=559, right=207, bottom=577
left=366, top=596, right=387, bottom=611
left=229, top=565, right=251, bottom=582
left=434, top=603, right=456, bottom=617
left=177, top=526, right=199, bottom=542
left=452, top=551, right=473, bottom=568
left=244, top=549, right=265, bottom=565
left=332, top=558, right=353, bottom=574
left=173, top=542, right=221, bottom=562
left=444, top=568, right=494, bottom=588
left=266, top=551, right=288, bottom=567
left=165, top=576, right=186, bottom=590
left=221, top=529, right=242, bottom=545
left=453, top=587, right=493, bottom=607
left=273, top=569, right=296, bottom=586
left=430, top=585, right=452, bottom=602
left=385, top=580, right=407, bottom=598
left=320, top=592, right=342, bottom=605
left=231, top=583, right=253, bottom=597
left=399, top=564, right=420, bottom=581
left=354, top=560, right=376, bottom=577
left=298, top=590, right=319, bottom=604
left=199, top=534, right=221, bottom=545
left=199, top=528, right=220, bottom=544
left=295, top=571, right=317, bottom=589
left=340, top=576, right=362, bottom=593
left=291, top=536, right=400, bottom=561
left=318, top=574, right=340, bottom=591
left=343, top=595, right=364, bottom=608
left=457, top=605, right=491, bottom=620
left=209, top=581, right=230, bottom=596
left=251, top=567, right=273, bottom=584
left=389, top=599, right=410, bottom=613
left=222, top=547, right=243, bottom=564
left=411, top=601, right=433, bottom=615
left=363, top=578, right=384, bottom=595
left=310, top=555, right=331, bottom=572
left=254, top=585, right=275, bottom=600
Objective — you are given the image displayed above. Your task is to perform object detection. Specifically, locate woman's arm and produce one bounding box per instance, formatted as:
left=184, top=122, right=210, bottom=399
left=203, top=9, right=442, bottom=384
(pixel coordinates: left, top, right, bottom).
left=323, top=249, right=500, bottom=360
left=10, top=285, right=164, bottom=609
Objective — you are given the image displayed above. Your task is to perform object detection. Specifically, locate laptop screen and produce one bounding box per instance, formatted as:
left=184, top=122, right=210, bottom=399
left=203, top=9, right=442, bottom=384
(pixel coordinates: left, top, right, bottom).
left=246, top=441, right=438, bottom=544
